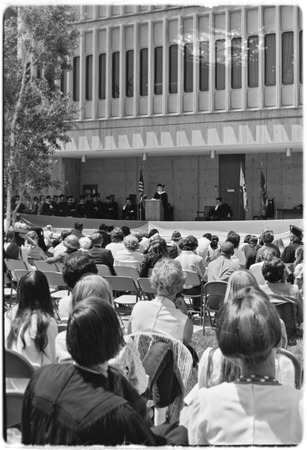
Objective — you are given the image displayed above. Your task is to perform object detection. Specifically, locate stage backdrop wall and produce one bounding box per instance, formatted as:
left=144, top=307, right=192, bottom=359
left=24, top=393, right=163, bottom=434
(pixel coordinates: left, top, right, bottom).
left=20, top=214, right=303, bottom=246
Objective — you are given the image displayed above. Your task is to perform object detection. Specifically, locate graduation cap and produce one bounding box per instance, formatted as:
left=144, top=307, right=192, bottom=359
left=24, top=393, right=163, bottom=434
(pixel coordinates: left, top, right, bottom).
left=290, top=225, right=303, bottom=238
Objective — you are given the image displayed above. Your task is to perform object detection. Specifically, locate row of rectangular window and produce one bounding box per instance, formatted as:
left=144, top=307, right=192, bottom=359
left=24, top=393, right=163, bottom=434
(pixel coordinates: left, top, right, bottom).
left=70, top=31, right=302, bottom=102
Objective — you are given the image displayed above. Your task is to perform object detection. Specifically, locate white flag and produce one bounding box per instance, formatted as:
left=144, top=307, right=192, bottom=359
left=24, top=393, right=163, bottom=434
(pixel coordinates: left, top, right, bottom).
left=240, top=163, right=248, bottom=212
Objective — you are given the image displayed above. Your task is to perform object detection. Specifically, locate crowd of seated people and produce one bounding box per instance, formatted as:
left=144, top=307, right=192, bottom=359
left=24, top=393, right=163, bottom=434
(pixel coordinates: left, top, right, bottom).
left=4, top=220, right=304, bottom=446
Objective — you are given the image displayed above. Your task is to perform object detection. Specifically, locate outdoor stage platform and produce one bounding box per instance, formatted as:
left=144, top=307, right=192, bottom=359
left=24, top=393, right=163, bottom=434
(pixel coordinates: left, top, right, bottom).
left=20, top=214, right=303, bottom=246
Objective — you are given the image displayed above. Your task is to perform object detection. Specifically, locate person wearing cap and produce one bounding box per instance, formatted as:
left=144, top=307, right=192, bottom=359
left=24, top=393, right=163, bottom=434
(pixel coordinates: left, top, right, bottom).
left=45, top=235, right=80, bottom=264
left=122, top=197, right=137, bottom=220
left=40, top=195, right=54, bottom=216
left=57, top=194, right=68, bottom=216
left=76, top=195, right=88, bottom=218
left=206, top=241, right=241, bottom=282
left=209, top=198, right=232, bottom=221
left=66, top=196, right=79, bottom=217
left=153, top=184, right=169, bottom=220
left=281, top=225, right=303, bottom=264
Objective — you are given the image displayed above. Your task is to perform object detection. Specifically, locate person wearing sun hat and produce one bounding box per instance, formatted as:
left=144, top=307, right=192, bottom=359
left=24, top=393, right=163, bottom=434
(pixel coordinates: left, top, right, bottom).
left=45, top=235, right=80, bottom=264
left=281, top=225, right=303, bottom=264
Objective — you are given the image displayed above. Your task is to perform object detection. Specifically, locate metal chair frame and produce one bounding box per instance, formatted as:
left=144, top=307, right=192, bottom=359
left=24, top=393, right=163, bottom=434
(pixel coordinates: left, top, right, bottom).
left=137, top=277, right=156, bottom=300
left=114, top=265, right=140, bottom=280
left=96, top=264, right=112, bottom=277
left=203, top=281, right=227, bottom=335
left=182, top=270, right=204, bottom=320
left=105, top=275, right=141, bottom=306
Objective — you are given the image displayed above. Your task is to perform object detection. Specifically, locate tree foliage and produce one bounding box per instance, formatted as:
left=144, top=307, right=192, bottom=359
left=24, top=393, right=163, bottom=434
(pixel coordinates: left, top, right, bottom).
left=3, top=5, right=80, bottom=227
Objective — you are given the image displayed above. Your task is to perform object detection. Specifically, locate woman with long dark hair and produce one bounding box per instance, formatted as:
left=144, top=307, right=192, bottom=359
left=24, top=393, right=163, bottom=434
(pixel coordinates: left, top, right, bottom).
left=5, top=270, right=58, bottom=367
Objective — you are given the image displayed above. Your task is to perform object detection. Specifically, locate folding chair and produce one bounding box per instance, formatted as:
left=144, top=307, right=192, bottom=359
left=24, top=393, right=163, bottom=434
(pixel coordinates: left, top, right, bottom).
left=114, top=266, right=140, bottom=280
left=5, top=391, right=24, bottom=428
left=12, top=269, right=31, bottom=282
left=5, top=349, right=35, bottom=393
left=137, top=277, right=156, bottom=300
left=182, top=271, right=204, bottom=319
left=203, top=281, right=227, bottom=334
left=249, top=263, right=265, bottom=285
left=34, top=260, right=59, bottom=272
left=55, top=262, right=64, bottom=272
left=105, top=275, right=141, bottom=307
left=43, top=271, right=69, bottom=321
left=4, top=259, right=28, bottom=283
left=97, top=264, right=112, bottom=277
left=277, top=348, right=302, bottom=389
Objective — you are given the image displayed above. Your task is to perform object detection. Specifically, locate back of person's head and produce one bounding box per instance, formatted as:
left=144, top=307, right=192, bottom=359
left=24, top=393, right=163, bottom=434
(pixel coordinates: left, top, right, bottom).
left=79, top=237, right=92, bottom=251
left=123, top=234, right=139, bottom=250
left=262, top=257, right=285, bottom=283
left=216, top=287, right=282, bottom=366
left=110, top=227, right=124, bottom=242
left=99, top=223, right=108, bottom=232
left=16, top=271, right=53, bottom=315
left=171, top=231, right=182, bottom=242
left=249, top=235, right=258, bottom=245
left=61, top=230, right=71, bottom=241
left=211, top=235, right=219, bottom=243
left=262, top=229, right=274, bottom=244
left=148, top=236, right=168, bottom=255
left=148, top=228, right=159, bottom=239
left=121, top=225, right=131, bottom=237
left=72, top=274, right=113, bottom=308
left=74, top=222, right=83, bottom=231
left=151, top=258, right=185, bottom=297
left=220, top=241, right=235, bottom=256
left=62, top=252, right=98, bottom=289
left=181, top=235, right=198, bottom=251
left=27, top=230, right=38, bottom=241
left=90, top=232, right=103, bottom=246
left=243, top=234, right=251, bottom=244
left=226, top=231, right=240, bottom=248
left=225, top=270, right=259, bottom=302
left=66, top=297, right=124, bottom=367
left=203, top=233, right=212, bottom=241
left=260, top=247, right=276, bottom=261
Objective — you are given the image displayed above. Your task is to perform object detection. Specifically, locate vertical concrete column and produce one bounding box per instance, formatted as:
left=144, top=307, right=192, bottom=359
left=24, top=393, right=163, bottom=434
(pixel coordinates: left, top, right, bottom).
left=119, top=24, right=124, bottom=118
left=105, top=27, right=111, bottom=119
left=225, top=9, right=230, bottom=112
left=293, top=6, right=299, bottom=108
left=177, top=15, right=183, bottom=114
left=258, top=6, right=264, bottom=109
left=148, top=20, right=154, bottom=116
left=133, top=22, right=139, bottom=117
left=193, top=13, right=198, bottom=114
left=276, top=5, right=281, bottom=108
left=80, top=30, right=85, bottom=120
left=241, top=6, right=247, bottom=111
left=209, top=10, right=214, bottom=113
left=162, top=18, right=168, bottom=115
left=92, top=28, right=98, bottom=119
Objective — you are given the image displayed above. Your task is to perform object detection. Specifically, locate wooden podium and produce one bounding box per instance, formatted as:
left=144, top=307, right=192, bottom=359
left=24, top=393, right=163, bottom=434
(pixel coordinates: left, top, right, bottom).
left=144, top=199, right=163, bottom=221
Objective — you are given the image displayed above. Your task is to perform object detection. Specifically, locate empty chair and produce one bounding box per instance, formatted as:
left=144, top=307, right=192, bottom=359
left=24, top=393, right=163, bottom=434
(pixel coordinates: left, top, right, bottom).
left=96, top=264, right=112, bottom=277
left=34, top=260, right=58, bottom=272
left=137, top=277, right=156, bottom=300
left=114, top=266, right=140, bottom=280
left=4, top=259, right=28, bottom=282
left=105, top=275, right=141, bottom=306
left=203, top=281, right=227, bottom=334
left=12, top=269, right=31, bottom=282
left=249, top=263, right=265, bottom=285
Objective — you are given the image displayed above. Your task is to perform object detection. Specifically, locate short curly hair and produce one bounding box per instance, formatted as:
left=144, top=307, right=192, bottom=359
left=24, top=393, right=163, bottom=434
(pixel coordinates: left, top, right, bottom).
left=180, top=235, right=198, bottom=251
left=110, top=227, right=124, bottom=242
left=151, top=258, right=186, bottom=297
left=261, top=257, right=285, bottom=282
left=62, top=252, right=98, bottom=289
left=123, top=234, right=139, bottom=250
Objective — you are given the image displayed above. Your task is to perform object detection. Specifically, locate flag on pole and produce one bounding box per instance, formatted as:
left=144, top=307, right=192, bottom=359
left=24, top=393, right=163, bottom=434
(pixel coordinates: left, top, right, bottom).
left=240, top=163, right=248, bottom=212
left=260, top=168, right=268, bottom=215
left=138, top=169, right=144, bottom=195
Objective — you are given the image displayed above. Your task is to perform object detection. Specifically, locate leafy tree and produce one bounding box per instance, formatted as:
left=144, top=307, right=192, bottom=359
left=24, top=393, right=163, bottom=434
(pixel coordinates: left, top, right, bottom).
left=3, top=5, right=80, bottom=229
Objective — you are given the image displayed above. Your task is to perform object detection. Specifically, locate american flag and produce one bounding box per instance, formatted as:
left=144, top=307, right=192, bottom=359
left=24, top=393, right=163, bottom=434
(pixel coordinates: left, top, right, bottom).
left=138, top=169, right=144, bottom=194
left=260, top=168, right=268, bottom=215
left=240, top=163, right=248, bottom=212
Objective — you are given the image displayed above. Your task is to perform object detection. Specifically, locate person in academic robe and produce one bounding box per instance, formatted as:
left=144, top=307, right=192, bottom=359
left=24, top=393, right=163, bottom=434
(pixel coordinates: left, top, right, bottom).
left=153, top=184, right=169, bottom=220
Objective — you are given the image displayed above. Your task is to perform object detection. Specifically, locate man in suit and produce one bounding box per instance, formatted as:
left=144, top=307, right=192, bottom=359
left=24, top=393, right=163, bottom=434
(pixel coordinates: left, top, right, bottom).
left=88, top=232, right=115, bottom=274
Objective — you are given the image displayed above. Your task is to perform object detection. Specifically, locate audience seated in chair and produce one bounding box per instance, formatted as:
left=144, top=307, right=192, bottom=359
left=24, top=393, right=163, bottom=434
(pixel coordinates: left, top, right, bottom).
left=22, top=297, right=188, bottom=446
left=180, top=287, right=303, bottom=445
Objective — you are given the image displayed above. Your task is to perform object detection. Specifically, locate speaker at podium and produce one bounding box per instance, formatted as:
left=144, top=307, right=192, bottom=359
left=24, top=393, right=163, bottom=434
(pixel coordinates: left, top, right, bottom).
left=144, top=199, right=163, bottom=221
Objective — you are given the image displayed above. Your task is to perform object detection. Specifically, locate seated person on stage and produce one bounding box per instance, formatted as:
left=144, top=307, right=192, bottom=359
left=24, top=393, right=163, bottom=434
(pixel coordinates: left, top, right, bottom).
left=22, top=297, right=188, bottom=446
left=209, top=197, right=232, bottom=221
left=175, top=235, right=206, bottom=311
left=114, top=234, right=144, bottom=271
left=56, top=274, right=148, bottom=396
left=260, top=257, right=303, bottom=343
left=180, top=287, right=303, bottom=445
left=58, top=252, right=98, bottom=320
left=122, top=197, right=137, bottom=220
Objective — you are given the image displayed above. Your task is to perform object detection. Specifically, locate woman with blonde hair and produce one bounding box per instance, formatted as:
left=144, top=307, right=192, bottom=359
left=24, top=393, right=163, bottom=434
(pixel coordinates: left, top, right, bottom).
left=55, top=274, right=148, bottom=396
left=225, top=269, right=259, bottom=302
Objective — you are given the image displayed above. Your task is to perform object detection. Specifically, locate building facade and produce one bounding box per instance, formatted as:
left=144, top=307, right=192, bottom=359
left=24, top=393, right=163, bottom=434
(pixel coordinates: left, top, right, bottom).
left=52, top=4, right=303, bottom=221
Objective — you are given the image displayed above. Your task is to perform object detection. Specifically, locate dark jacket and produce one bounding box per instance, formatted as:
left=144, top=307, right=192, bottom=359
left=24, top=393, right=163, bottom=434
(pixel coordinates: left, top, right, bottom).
left=89, top=245, right=115, bottom=273
left=22, top=364, right=159, bottom=446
